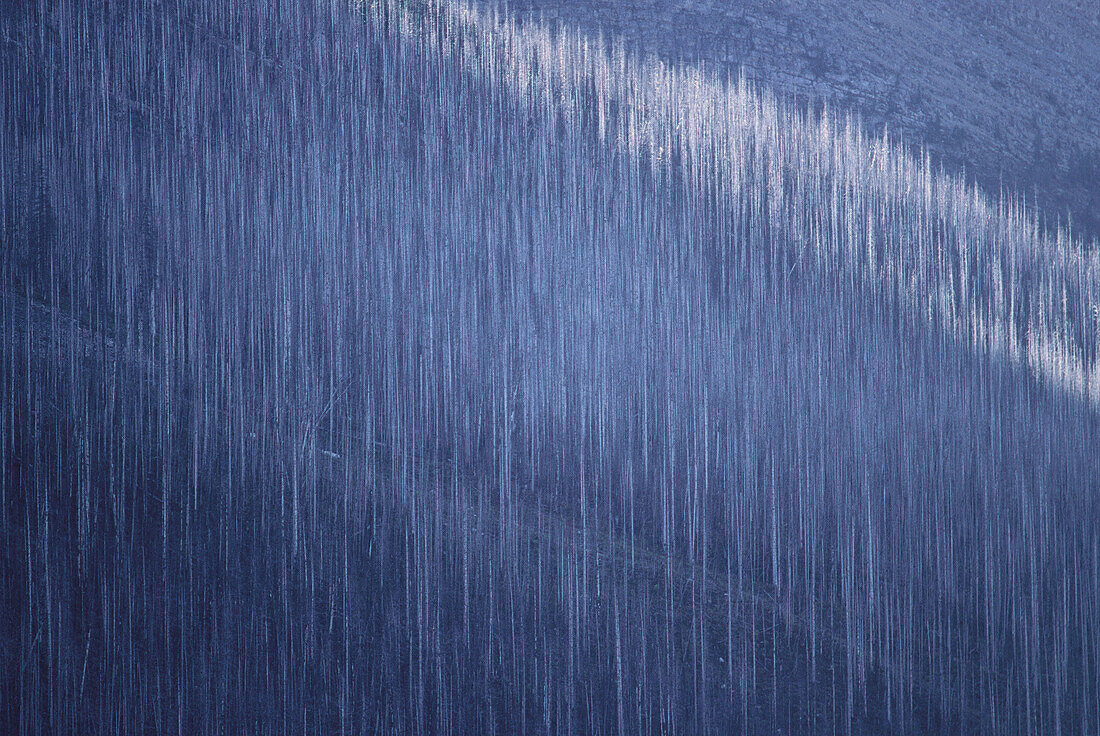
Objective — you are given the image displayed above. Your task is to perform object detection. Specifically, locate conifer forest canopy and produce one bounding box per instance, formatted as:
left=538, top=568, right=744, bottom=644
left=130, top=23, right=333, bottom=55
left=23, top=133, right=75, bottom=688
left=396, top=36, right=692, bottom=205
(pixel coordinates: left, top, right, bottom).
left=2, top=1, right=1099, bottom=734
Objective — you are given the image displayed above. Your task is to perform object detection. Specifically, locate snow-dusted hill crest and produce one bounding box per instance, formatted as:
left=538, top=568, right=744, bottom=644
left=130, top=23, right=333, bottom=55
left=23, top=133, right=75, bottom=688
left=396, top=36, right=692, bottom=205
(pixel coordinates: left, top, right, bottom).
left=474, top=0, right=1100, bottom=242
left=401, top=0, right=1100, bottom=409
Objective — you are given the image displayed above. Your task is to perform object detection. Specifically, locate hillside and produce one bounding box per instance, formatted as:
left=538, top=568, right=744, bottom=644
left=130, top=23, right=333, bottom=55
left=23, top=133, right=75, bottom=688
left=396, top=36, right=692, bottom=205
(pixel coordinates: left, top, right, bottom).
left=2, top=1, right=1098, bottom=734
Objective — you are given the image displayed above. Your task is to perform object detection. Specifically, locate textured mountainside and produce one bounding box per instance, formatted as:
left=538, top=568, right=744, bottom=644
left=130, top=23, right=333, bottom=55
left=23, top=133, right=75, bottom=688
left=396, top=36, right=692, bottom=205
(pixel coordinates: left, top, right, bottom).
left=2, top=1, right=1098, bottom=734
left=486, top=0, right=1100, bottom=239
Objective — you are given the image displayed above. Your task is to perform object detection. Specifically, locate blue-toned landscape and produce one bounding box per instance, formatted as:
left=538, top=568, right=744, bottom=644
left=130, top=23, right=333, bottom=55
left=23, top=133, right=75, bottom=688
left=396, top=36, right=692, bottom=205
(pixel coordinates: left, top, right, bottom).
left=3, top=1, right=1098, bottom=734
